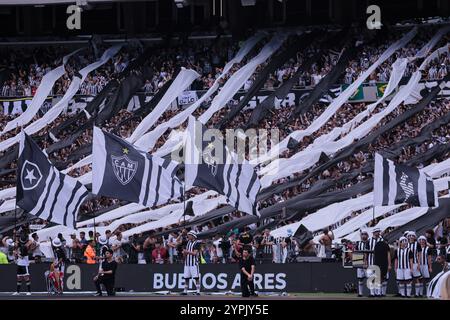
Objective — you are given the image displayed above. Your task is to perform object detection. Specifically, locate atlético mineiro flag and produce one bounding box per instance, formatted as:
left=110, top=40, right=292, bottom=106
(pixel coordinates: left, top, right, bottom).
left=17, top=132, right=89, bottom=228
left=184, top=116, right=261, bottom=216
left=92, top=127, right=183, bottom=208
left=374, top=153, right=437, bottom=207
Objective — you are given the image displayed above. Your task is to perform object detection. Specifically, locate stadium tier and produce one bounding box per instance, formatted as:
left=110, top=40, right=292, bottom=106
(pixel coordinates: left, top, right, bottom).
left=0, top=0, right=449, bottom=302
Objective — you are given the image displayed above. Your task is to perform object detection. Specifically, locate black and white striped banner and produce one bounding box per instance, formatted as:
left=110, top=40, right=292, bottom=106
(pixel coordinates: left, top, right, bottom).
left=16, top=133, right=89, bottom=228
left=92, top=127, right=183, bottom=208
left=319, top=86, right=342, bottom=103
left=185, top=116, right=261, bottom=216
left=374, top=153, right=437, bottom=207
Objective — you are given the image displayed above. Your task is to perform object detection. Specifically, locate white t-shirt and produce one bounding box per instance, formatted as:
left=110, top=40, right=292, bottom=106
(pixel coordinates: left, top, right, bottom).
left=31, top=240, right=42, bottom=257
left=110, top=238, right=128, bottom=258
left=213, top=239, right=224, bottom=258
left=167, top=235, right=178, bottom=256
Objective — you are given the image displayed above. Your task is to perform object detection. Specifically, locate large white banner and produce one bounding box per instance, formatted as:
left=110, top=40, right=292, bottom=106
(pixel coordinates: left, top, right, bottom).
left=1, top=47, right=85, bottom=135
left=0, top=45, right=124, bottom=153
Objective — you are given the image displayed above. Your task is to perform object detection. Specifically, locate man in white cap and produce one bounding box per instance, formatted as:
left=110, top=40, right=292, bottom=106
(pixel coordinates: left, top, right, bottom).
left=418, top=235, right=432, bottom=297
left=50, top=238, right=66, bottom=294
left=407, top=231, right=421, bottom=296
left=181, top=230, right=201, bottom=295
left=354, top=230, right=369, bottom=297
left=394, top=237, right=414, bottom=297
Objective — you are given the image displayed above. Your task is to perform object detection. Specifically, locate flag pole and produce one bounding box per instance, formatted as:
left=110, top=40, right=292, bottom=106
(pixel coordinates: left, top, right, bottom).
left=93, top=213, right=97, bottom=241
left=14, top=201, right=17, bottom=239
left=183, top=182, right=186, bottom=226
left=372, top=206, right=375, bottom=224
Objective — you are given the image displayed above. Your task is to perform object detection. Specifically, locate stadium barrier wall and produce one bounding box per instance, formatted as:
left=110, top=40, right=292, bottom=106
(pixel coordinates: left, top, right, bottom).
left=0, top=263, right=442, bottom=293
left=2, top=80, right=449, bottom=117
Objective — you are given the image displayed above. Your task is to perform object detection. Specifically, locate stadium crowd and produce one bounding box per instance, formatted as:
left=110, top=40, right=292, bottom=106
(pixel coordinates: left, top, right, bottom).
left=1, top=25, right=450, bottom=270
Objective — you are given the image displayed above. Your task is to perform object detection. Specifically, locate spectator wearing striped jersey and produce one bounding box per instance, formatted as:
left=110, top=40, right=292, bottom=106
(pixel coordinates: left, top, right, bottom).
left=181, top=231, right=201, bottom=295
left=366, top=227, right=383, bottom=297
left=407, top=231, right=421, bottom=297
left=261, top=229, right=275, bottom=263
left=280, top=230, right=297, bottom=263
left=395, top=237, right=414, bottom=298
left=418, top=236, right=432, bottom=297
left=354, top=230, right=369, bottom=297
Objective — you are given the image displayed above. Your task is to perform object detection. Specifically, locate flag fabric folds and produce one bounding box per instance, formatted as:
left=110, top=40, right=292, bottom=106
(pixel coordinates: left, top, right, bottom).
left=92, top=127, right=182, bottom=208
left=184, top=116, right=261, bottom=216
left=17, top=133, right=89, bottom=228
left=374, top=153, right=437, bottom=207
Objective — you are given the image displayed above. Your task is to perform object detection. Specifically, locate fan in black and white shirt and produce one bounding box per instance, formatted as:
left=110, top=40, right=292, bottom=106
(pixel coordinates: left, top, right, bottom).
left=367, top=228, right=383, bottom=266
left=181, top=231, right=201, bottom=295
left=407, top=231, right=421, bottom=297
left=394, top=237, right=414, bottom=298
left=354, top=230, right=369, bottom=297
left=261, top=229, right=275, bottom=263
left=418, top=236, right=432, bottom=297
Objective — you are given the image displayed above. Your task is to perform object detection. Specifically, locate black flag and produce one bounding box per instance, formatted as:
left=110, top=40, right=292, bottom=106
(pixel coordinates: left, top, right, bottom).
left=17, top=133, right=89, bottom=228
left=92, top=127, right=183, bottom=208
left=374, top=153, right=436, bottom=207
left=184, top=200, right=195, bottom=217
left=184, top=116, right=261, bottom=216
left=294, top=224, right=314, bottom=249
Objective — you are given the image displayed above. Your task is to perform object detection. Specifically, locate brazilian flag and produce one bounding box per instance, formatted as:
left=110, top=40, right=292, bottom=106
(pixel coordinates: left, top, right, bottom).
left=377, top=83, right=388, bottom=98
left=341, top=84, right=364, bottom=101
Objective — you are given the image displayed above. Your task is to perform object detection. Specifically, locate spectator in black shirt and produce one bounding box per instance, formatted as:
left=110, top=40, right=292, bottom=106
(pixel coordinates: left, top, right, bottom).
left=425, top=229, right=437, bottom=256
left=253, top=232, right=263, bottom=261
left=238, top=227, right=253, bottom=252
left=126, top=234, right=140, bottom=264
left=176, top=229, right=188, bottom=260
left=94, top=249, right=117, bottom=296
left=239, top=248, right=257, bottom=298
left=373, top=239, right=391, bottom=297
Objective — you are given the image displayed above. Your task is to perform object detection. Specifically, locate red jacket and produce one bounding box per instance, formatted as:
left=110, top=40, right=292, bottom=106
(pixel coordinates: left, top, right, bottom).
left=152, top=247, right=168, bottom=264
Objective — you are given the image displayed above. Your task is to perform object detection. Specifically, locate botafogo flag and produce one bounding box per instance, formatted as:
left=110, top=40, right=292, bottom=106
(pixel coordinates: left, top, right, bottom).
left=17, top=132, right=89, bottom=228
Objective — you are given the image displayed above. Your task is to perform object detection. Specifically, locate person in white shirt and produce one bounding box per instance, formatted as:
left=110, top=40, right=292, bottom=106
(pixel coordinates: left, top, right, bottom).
left=110, top=232, right=128, bottom=263
left=30, top=233, right=43, bottom=263
left=167, top=232, right=179, bottom=264
left=213, top=235, right=224, bottom=263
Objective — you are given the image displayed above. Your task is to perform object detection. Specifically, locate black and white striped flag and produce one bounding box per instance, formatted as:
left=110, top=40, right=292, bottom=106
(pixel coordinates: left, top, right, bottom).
left=374, top=153, right=437, bottom=207
left=17, top=133, right=89, bottom=228
left=92, top=127, right=182, bottom=208
left=184, top=116, right=261, bottom=216
left=319, top=86, right=342, bottom=103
